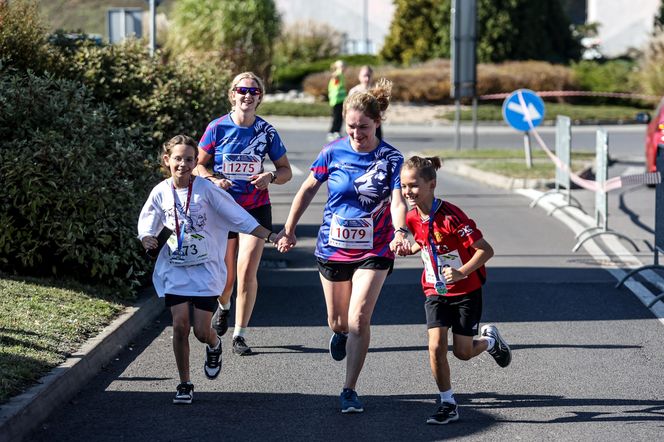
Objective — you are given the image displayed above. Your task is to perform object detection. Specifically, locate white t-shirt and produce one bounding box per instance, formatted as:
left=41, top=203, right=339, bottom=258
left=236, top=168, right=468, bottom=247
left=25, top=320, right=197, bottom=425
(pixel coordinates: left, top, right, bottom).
left=137, top=177, right=260, bottom=297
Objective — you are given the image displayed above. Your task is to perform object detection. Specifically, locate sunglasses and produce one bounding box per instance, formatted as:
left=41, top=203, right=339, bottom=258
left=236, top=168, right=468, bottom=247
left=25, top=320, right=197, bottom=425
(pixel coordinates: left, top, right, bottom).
left=234, top=86, right=262, bottom=96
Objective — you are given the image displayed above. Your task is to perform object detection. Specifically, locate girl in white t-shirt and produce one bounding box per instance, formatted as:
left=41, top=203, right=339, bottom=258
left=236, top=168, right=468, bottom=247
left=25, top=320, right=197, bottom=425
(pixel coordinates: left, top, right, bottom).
left=138, top=135, right=278, bottom=405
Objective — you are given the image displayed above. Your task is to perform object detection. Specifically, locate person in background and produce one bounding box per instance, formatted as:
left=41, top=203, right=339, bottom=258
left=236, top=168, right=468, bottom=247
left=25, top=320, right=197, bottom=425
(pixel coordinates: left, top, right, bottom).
left=278, top=79, right=409, bottom=414
left=327, top=59, right=347, bottom=142
left=395, top=155, right=511, bottom=425
left=196, top=72, right=292, bottom=356
left=138, top=135, right=280, bottom=404
left=348, top=65, right=382, bottom=140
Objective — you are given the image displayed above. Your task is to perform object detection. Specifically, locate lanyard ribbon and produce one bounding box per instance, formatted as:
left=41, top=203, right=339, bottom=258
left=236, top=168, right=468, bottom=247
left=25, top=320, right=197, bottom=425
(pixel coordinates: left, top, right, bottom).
left=172, top=178, right=193, bottom=253
left=426, top=198, right=447, bottom=295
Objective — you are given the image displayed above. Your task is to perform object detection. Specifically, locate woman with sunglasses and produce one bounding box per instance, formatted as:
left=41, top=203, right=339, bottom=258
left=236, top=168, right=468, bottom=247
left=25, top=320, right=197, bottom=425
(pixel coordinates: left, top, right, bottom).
left=277, top=79, right=409, bottom=413
left=196, top=72, right=292, bottom=356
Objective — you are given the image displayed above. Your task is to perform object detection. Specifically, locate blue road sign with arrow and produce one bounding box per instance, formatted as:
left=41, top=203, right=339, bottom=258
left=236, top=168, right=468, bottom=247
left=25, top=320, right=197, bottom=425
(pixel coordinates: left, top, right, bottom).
left=502, top=89, right=546, bottom=132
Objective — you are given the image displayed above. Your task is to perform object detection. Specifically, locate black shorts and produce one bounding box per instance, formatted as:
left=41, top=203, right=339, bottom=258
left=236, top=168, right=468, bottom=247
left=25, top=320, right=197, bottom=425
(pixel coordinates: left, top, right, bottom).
left=228, top=204, right=272, bottom=239
left=165, top=294, right=218, bottom=313
left=317, top=256, right=394, bottom=282
left=424, top=288, right=483, bottom=336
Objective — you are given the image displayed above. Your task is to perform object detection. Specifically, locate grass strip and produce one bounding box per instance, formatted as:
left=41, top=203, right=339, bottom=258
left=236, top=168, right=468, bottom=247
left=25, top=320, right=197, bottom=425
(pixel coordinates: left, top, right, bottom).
left=437, top=103, right=650, bottom=122
left=0, top=275, right=129, bottom=404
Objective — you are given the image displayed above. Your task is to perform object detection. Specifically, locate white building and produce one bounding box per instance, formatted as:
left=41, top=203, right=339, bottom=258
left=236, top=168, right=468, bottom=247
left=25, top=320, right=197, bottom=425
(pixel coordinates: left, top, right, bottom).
left=585, top=0, right=660, bottom=56
left=275, top=0, right=394, bottom=54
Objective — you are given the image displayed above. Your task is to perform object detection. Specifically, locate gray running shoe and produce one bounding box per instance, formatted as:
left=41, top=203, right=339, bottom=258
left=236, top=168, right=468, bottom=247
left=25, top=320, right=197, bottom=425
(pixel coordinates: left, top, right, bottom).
left=204, top=337, right=222, bottom=379
left=173, top=382, right=194, bottom=404
left=232, top=336, right=253, bottom=356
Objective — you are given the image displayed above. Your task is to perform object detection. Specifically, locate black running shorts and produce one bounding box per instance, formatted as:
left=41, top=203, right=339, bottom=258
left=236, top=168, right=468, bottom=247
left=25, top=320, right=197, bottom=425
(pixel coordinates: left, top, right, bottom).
left=228, top=204, right=272, bottom=239
left=424, top=288, right=483, bottom=336
left=165, top=294, right=218, bottom=313
left=316, top=256, right=394, bottom=282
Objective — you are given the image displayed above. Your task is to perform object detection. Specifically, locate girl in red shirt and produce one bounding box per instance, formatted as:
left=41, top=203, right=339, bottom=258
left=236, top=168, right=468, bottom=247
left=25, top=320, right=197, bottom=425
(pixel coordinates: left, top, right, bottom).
left=393, top=156, right=512, bottom=425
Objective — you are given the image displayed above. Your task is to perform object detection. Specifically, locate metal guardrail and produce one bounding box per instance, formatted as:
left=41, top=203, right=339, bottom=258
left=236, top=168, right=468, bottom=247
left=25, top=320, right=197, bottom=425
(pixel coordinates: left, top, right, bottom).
left=616, top=145, right=664, bottom=306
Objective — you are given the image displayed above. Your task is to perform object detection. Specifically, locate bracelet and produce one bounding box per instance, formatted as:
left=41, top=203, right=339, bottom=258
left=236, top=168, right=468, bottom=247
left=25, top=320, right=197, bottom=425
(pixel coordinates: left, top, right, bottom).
left=267, top=232, right=276, bottom=242
left=395, top=227, right=409, bottom=236
left=269, top=171, right=277, bottom=183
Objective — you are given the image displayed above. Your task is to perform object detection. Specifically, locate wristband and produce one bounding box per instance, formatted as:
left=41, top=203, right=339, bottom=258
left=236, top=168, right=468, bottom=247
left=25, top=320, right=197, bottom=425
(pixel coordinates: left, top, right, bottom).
left=395, top=227, right=409, bottom=236
left=267, top=232, right=276, bottom=242
left=269, top=171, right=277, bottom=183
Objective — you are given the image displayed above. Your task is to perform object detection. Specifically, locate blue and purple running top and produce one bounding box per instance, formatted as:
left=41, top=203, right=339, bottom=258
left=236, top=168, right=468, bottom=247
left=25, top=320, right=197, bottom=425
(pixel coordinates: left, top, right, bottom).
left=198, top=113, right=287, bottom=210
left=311, top=137, right=403, bottom=262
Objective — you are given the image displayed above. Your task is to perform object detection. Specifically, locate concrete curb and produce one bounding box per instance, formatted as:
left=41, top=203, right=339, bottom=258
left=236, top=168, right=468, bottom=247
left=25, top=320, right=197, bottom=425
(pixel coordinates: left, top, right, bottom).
left=0, top=293, right=164, bottom=442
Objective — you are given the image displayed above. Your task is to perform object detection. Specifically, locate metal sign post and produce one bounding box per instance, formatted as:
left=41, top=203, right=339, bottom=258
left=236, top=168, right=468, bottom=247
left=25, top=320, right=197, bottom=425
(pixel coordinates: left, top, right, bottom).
left=450, top=0, right=477, bottom=150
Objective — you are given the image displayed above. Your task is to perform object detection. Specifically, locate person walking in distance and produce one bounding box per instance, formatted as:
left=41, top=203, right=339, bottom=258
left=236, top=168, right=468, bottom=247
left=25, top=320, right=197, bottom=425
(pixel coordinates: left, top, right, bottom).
left=196, top=72, right=292, bottom=356
left=278, top=79, right=409, bottom=413
left=348, top=65, right=382, bottom=140
left=394, top=155, right=511, bottom=424
left=327, top=59, right=347, bottom=142
left=138, top=135, right=280, bottom=404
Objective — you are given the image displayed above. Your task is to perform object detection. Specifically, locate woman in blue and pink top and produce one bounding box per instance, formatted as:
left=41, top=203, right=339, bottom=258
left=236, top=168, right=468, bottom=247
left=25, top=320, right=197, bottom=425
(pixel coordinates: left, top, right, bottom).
left=278, top=79, right=409, bottom=414
left=196, top=72, right=292, bottom=356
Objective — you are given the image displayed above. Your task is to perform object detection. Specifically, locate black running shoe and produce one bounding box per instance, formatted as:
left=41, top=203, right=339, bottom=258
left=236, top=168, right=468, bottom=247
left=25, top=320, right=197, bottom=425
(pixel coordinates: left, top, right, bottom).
left=232, top=336, right=253, bottom=356
left=173, top=382, right=194, bottom=404
left=481, top=324, right=512, bottom=368
left=426, top=402, right=459, bottom=425
left=329, top=332, right=348, bottom=361
left=211, top=305, right=230, bottom=336
left=204, top=337, right=222, bottom=379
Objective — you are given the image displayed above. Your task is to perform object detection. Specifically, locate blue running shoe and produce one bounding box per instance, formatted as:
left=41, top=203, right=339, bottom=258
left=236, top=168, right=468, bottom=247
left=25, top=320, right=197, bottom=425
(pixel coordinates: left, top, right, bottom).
left=329, top=332, right=348, bottom=361
left=340, top=388, right=364, bottom=413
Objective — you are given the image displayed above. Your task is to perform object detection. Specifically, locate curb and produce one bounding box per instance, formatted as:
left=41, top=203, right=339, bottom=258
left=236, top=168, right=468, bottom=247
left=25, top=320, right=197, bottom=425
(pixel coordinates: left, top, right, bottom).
left=0, top=293, right=164, bottom=442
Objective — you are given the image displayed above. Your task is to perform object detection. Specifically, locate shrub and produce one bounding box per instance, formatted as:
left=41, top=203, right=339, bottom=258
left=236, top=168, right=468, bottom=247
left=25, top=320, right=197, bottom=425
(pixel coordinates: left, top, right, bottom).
left=0, top=0, right=52, bottom=74
left=273, top=54, right=379, bottom=91
left=571, top=59, right=639, bottom=104
left=303, top=59, right=577, bottom=103
left=637, top=31, right=664, bottom=99
left=0, top=72, right=159, bottom=295
left=55, top=39, right=232, bottom=153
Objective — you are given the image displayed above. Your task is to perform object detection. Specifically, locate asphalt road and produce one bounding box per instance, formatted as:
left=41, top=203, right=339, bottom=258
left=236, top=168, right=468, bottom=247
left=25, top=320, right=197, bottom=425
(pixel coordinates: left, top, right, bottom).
left=26, top=121, right=664, bottom=440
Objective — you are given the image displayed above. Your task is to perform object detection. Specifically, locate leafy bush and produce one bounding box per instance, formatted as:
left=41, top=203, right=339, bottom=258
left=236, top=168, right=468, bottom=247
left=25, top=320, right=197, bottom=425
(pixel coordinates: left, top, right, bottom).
left=0, top=72, right=159, bottom=295
left=637, top=31, right=664, bottom=99
left=273, top=54, right=379, bottom=91
left=274, top=20, right=344, bottom=64
left=571, top=59, right=639, bottom=104
left=55, top=39, right=232, bottom=153
left=303, top=59, right=577, bottom=103
left=166, top=0, right=280, bottom=83
left=382, top=0, right=581, bottom=65
left=0, top=0, right=52, bottom=74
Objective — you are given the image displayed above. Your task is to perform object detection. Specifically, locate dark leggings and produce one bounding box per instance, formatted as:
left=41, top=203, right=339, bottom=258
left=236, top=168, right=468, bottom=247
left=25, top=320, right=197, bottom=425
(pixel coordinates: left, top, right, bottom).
left=330, top=103, right=343, bottom=133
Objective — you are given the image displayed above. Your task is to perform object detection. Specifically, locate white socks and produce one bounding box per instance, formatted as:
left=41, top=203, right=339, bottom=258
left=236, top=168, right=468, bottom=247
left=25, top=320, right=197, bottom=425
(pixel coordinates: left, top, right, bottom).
left=484, top=336, right=496, bottom=351
left=218, top=301, right=231, bottom=311
left=440, top=389, right=456, bottom=405
left=233, top=326, right=247, bottom=338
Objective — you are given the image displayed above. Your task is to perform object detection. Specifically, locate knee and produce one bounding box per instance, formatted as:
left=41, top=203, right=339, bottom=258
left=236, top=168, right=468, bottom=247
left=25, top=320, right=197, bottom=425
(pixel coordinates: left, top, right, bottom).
left=428, top=341, right=447, bottom=359
left=193, top=327, right=209, bottom=344
left=347, top=313, right=370, bottom=336
left=453, top=347, right=473, bottom=361
left=172, top=320, right=190, bottom=339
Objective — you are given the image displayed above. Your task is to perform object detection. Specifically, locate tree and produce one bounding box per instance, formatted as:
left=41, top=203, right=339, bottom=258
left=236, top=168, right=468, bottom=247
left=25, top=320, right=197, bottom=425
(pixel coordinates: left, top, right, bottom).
left=381, top=0, right=581, bottom=64
left=166, top=0, right=281, bottom=82
left=655, top=0, right=664, bottom=33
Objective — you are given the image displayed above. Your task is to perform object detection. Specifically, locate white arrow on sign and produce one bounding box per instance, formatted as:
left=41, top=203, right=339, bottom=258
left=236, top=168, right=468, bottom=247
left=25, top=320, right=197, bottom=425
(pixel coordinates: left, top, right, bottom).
left=507, top=101, right=542, bottom=121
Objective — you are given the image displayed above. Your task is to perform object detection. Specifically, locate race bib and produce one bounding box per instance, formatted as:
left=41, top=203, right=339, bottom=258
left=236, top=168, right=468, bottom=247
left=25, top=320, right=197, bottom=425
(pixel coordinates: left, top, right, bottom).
left=221, top=154, right=261, bottom=180
left=422, top=249, right=463, bottom=284
left=167, top=232, right=210, bottom=266
left=328, top=215, right=373, bottom=249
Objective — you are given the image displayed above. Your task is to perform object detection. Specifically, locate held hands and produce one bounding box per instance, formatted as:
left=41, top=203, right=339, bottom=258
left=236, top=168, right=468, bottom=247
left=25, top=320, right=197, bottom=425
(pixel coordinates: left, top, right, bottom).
left=276, top=228, right=296, bottom=253
left=390, top=232, right=412, bottom=256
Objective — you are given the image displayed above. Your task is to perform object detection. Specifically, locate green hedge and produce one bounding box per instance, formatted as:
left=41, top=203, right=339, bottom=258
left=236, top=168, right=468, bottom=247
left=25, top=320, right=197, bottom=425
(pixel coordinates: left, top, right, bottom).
left=0, top=72, right=159, bottom=295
